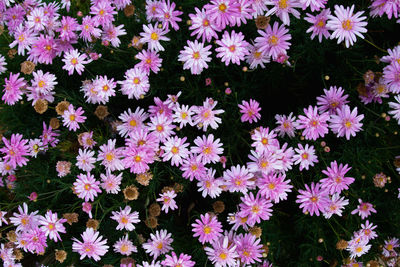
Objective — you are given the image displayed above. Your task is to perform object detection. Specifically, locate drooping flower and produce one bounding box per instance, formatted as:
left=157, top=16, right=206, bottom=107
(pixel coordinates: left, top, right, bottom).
left=72, top=227, right=109, bottom=261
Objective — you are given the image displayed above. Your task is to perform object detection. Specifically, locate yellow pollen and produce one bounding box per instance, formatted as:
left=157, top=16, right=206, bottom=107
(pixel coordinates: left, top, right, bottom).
left=181, top=112, right=188, bottom=119
left=283, top=122, right=290, bottom=128
left=311, top=120, right=318, bottom=126
left=69, top=114, right=76, bottom=121
left=133, top=77, right=140, bottom=84
left=387, top=244, right=394, bottom=250
left=362, top=204, right=368, bottom=211
left=192, top=51, right=200, bottom=59
left=316, top=20, right=325, bottom=28
left=243, top=250, right=250, bottom=256
left=355, top=246, right=362, bottom=253
left=163, top=197, right=170, bottom=203
left=254, top=51, right=261, bottom=58
left=203, top=19, right=209, bottom=26
left=269, top=35, right=278, bottom=45
left=21, top=218, right=28, bottom=225
left=121, top=217, right=128, bottom=224
left=278, top=0, right=288, bottom=9
left=203, top=111, right=210, bottom=118
left=150, top=32, right=159, bottom=40
left=235, top=180, right=242, bottom=186
left=330, top=102, right=338, bottom=107
left=203, top=226, right=211, bottom=234
left=261, top=138, right=268, bottom=145
left=38, top=80, right=45, bottom=88
left=84, top=25, right=89, bottom=30
left=138, top=140, right=146, bottom=146
left=146, top=59, right=152, bottom=64
left=335, top=177, right=342, bottom=183
left=129, top=119, right=137, bottom=127
left=345, top=121, right=352, bottom=128
left=18, top=35, right=25, bottom=42
left=191, top=164, right=198, bottom=171
left=342, top=19, right=353, bottom=31
left=219, top=252, right=227, bottom=260
left=9, top=150, right=15, bottom=156
left=102, top=85, right=109, bottom=91
left=240, top=216, right=248, bottom=223
left=48, top=223, right=54, bottom=230
left=229, top=45, right=236, bottom=52
left=84, top=184, right=91, bottom=190
left=156, top=125, right=163, bottom=132
left=301, top=153, right=308, bottom=159
left=85, top=247, right=91, bottom=252
left=99, top=9, right=105, bottom=16
left=260, top=161, right=268, bottom=168
left=164, top=13, right=170, bottom=19
left=157, top=242, right=163, bottom=249
left=205, top=181, right=211, bottom=188
left=203, top=147, right=211, bottom=154
left=71, top=58, right=78, bottom=65
left=171, top=146, right=179, bottom=154
left=135, top=155, right=141, bottom=162
left=219, top=3, right=227, bottom=12
left=106, top=153, right=114, bottom=162
left=45, top=45, right=51, bottom=51
left=268, top=183, right=275, bottom=189
left=121, top=244, right=129, bottom=252
left=35, top=17, right=40, bottom=22
left=310, top=196, right=318, bottom=203
left=251, top=205, right=260, bottom=213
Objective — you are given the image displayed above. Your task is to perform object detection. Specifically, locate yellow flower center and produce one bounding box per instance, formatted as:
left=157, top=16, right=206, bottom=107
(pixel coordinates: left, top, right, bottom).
left=192, top=52, right=200, bottom=59
left=268, top=183, right=275, bottom=189
left=121, top=217, right=128, bottom=224
left=84, top=184, right=91, bottom=190
left=171, top=146, right=179, bottom=154
left=203, top=147, right=211, bottom=154
left=69, top=114, right=76, bottom=121
left=121, top=244, right=129, bottom=252
left=129, top=119, right=137, bottom=127
left=71, top=58, right=78, bottom=65
left=310, top=196, right=318, bottom=203
left=278, top=0, right=288, bottom=9
left=219, top=3, right=227, bottom=12
left=203, top=19, right=209, bottom=26
left=269, top=35, right=278, bottom=45
left=106, top=153, right=114, bottom=162
left=342, top=19, right=353, bottom=31
left=157, top=242, right=163, bottom=249
left=135, top=155, right=142, bottom=162
left=316, top=20, right=325, bottom=28
left=301, top=153, right=308, bottom=159
left=254, top=51, right=261, bottom=59
left=219, top=252, right=227, bottom=260
left=203, top=226, right=211, bottom=234
left=133, top=77, right=140, bottom=84
left=345, top=121, right=352, bottom=128
left=156, top=125, right=164, bottom=132
left=99, top=9, right=105, bottom=16
left=150, top=32, right=159, bottom=40
left=229, top=45, right=236, bottom=52
left=251, top=205, right=260, bottom=213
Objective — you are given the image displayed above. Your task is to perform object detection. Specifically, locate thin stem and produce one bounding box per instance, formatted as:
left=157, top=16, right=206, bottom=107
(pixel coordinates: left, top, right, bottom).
left=363, top=38, right=386, bottom=53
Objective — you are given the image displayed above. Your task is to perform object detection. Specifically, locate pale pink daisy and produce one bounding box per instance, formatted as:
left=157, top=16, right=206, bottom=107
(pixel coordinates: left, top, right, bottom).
left=205, top=236, right=239, bottom=267
left=142, top=229, right=173, bottom=259
left=90, top=0, right=117, bottom=27
left=161, top=252, right=195, bottom=267
left=235, top=233, right=263, bottom=265
left=265, top=0, right=301, bottom=25
left=197, top=168, right=223, bottom=198
left=148, top=114, right=176, bottom=142
left=204, top=0, right=240, bottom=29
left=119, top=67, right=150, bottom=100
left=305, top=9, right=331, bottom=42
left=135, top=49, right=163, bottom=74
left=157, top=190, right=178, bottom=213
left=351, top=199, right=377, bottom=219
left=102, top=24, right=126, bottom=47
left=346, top=237, right=371, bottom=259
left=0, top=55, right=6, bottom=74
left=172, top=104, right=195, bottom=128
left=9, top=202, right=39, bottom=232
left=299, top=0, right=327, bottom=12
left=388, top=95, right=400, bottom=124
left=293, top=143, right=318, bottom=170
left=192, top=98, right=224, bottom=131
left=245, top=43, right=270, bottom=69
left=238, top=192, right=273, bottom=226
left=381, top=45, right=400, bottom=65
left=2, top=72, right=26, bottom=106
left=73, top=173, right=102, bottom=202
left=383, top=62, right=400, bottom=93
left=215, top=30, right=249, bottom=66
left=62, top=49, right=92, bottom=75
left=319, top=161, right=354, bottom=194
left=79, top=16, right=102, bottom=42
left=322, top=194, right=349, bottom=219
left=39, top=210, right=67, bottom=242
left=62, top=104, right=86, bottom=131
left=180, top=154, right=207, bottom=181
left=155, top=0, right=183, bottom=31
left=111, top=206, right=140, bottom=231
left=140, top=23, right=170, bottom=52
left=192, top=213, right=223, bottom=244
left=296, top=105, right=330, bottom=140
left=21, top=227, right=48, bottom=254
left=161, top=136, right=189, bottom=166
left=9, top=25, right=36, bottom=56
left=92, top=75, right=117, bottom=103
left=238, top=99, right=261, bottom=123
left=0, top=211, right=8, bottom=226
left=359, top=220, right=377, bottom=241
left=329, top=105, right=364, bottom=140
left=327, top=5, right=368, bottom=48
left=97, top=139, right=125, bottom=171
left=76, top=149, right=96, bottom=172
left=255, top=22, right=291, bottom=60
left=178, top=40, right=212, bottom=75
left=100, top=172, right=122, bottom=194
left=257, top=172, right=293, bottom=203
left=146, top=0, right=162, bottom=21
left=189, top=7, right=220, bottom=43
left=117, top=108, right=148, bottom=138
left=114, top=234, right=137, bottom=256
left=191, top=134, right=224, bottom=164
left=383, top=237, right=399, bottom=257
left=26, top=7, right=46, bottom=32
left=251, top=126, right=279, bottom=153
left=274, top=112, right=299, bottom=137
left=316, top=86, right=349, bottom=114
left=72, top=228, right=109, bottom=261
left=247, top=149, right=283, bottom=175
left=223, top=165, right=254, bottom=194
left=296, top=182, right=329, bottom=216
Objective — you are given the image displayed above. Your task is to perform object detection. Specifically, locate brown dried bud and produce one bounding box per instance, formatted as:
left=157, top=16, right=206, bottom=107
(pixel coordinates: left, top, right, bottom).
left=34, top=99, right=48, bottom=114
left=86, top=219, right=100, bottom=230
left=255, top=16, right=270, bottom=30
left=136, top=172, right=153, bottom=186
left=148, top=203, right=161, bottom=217
left=336, top=239, right=348, bottom=250
left=212, top=200, right=225, bottom=214
left=8, top=49, right=17, bottom=59
left=63, top=213, right=79, bottom=225
left=55, top=101, right=70, bottom=115
left=55, top=250, right=67, bottom=263
left=49, top=117, right=60, bottom=129
left=123, top=185, right=139, bottom=200
left=20, top=61, right=36, bottom=75
left=124, top=5, right=135, bottom=17
left=94, top=105, right=109, bottom=120
left=145, top=216, right=158, bottom=229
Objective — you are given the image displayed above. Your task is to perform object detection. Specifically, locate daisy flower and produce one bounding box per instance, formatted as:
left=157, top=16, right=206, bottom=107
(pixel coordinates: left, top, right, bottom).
left=347, top=237, right=371, bottom=259
left=119, top=67, right=150, bottom=100
left=72, top=228, right=109, bottom=261
left=135, top=49, right=163, bottom=74
left=0, top=211, right=8, bottom=226
left=257, top=172, right=293, bottom=203
left=245, top=43, right=270, bottom=69
left=110, top=206, right=140, bottom=231
left=140, top=23, right=170, bottom=52
left=293, top=143, right=318, bottom=171
left=205, top=236, right=239, bottom=267
left=191, top=134, right=224, bottom=164
left=197, top=168, right=223, bottom=198
left=90, top=0, right=117, bottom=27
left=172, top=104, right=195, bottom=128
left=73, top=173, right=102, bottom=202
left=319, top=161, right=354, bottom=194
left=381, top=45, right=400, bottom=65
left=388, top=95, right=400, bottom=124
left=155, top=0, right=183, bottom=31
left=247, top=149, right=282, bottom=174
left=299, top=0, right=327, bottom=12
left=255, top=22, right=291, bottom=60
left=58, top=16, right=79, bottom=41
left=102, top=24, right=127, bottom=47
left=9, top=202, right=39, bottom=232
left=193, top=98, right=224, bottom=131
left=189, top=7, right=220, bottom=43
left=274, top=112, right=299, bottom=137
left=29, top=70, right=57, bottom=96
left=296, top=105, right=330, bottom=140
left=223, top=165, right=254, bottom=194
left=305, top=9, right=331, bottom=42
left=157, top=190, right=178, bottom=213
left=148, top=114, right=175, bottom=142
left=326, top=5, right=368, bottom=48
left=97, top=139, right=125, bottom=171
left=146, top=0, right=162, bottom=21
left=351, top=199, right=377, bottom=219
left=28, top=34, right=58, bottom=65
left=296, top=182, right=329, bottom=216
left=238, top=99, right=261, bottom=123
left=62, top=104, right=86, bottom=131
left=0, top=55, right=6, bottom=74
left=161, top=252, right=195, bottom=267
left=180, top=154, right=207, bottom=181
left=92, top=75, right=117, bottom=103
left=80, top=131, right=97, bottom=149
left=2, top=72, right=26, bottom=105
left=178, top=40, right=212, bottom=75
left=9, top=25, right=36, bottom=56
left=265, top=0, right=301, bottom=26
left=359, top=220, right=377, bottom=241
left=21, top=227, right=48, bottom=254
left=100, top=172, right=122, bottom=194
left=39, top=210, right=67, bottom=242
left=26, top=7, right=46, bottom=32
left=117, top=107, right=148, bottom=138
left=114, top=234, right=137, bottom=256
left=251, top=126, right=279, bottom=154
left=322, top=194, right=349, bottom=219
left=238, top=192, right=273, bottom=226
left=0, top=133, right=30, bottom=169
left=161, top=136, right=190, bottom=166
left=76, top=149, right=96, bottom=172
left=142, top=229, right=173, bottom=259
left=383, top=62, right=400, bottom=93
left=316, top=86, right=349, bottom=114
left=204, top=0, right=240, bottom=29
left=329, top=105, right=364, bottom=140
left=79, top=16, right=102, bottom=42
left=235, top=233, right=263, bottom=265
left=231, top=0, right=254, bottom=27
left=62, top=49, right=92, bottom=75
left=383, top=238, right=399, bottom=257
left=215, top=30, right=249, bottom=66
left=192, top=213, right=223, bottom=244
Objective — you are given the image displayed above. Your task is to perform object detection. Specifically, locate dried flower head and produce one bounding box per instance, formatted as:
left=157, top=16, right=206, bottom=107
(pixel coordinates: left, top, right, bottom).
left=13, top=248, right=23, bottom=261
left=49, top=118, right=60, bottom=129
left=8, top=49, right=17, bottom=59
left=56, top=101, right=71, bottom=115
left=162, top=186, right=174, bottom=194
left=63, top=213, right=79, bottom=225
left=94, top=105, right=109, bottom=120
left=121, top=257, right=135, bottom=266
left=249, top=226, right=262, bottom=238
left=212, top=200, right=225, bottom=213
left=55, top=249, right=67, bottom=263
left=20, top=61, right=36, bottom=74
left=394, top=156, right=400, bottom=168
left=86, top=219, right=100, bottom=230
left=173, top=183, right=184, bottom=193
left=145, top=216, right=158, bottom=228
left=123, top=185, right=139, bottom=200
left=148, top=203, right=161, bottom=217
left=136, top=172, right=153, bottom=186
left=131, top=36, right=143, bottom=50
left=336, top=239, right=348, bottom=250
left=373, top=172, right=387, bottom=188
left=356, top=83, right=368, bottom=97
left=6, top=231, right=17, bottom=242
left=256, top=16, right=270, bottom=30
left=124, top=5, right=135, bottom=17
left=34, top=99, right=48, bottom=114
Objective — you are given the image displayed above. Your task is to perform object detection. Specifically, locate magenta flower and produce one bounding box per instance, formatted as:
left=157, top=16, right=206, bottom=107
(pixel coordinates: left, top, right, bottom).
left=62, top=49, right=92, bottom=75
left=258, top=172, right=293, bottom=203
left=197, top=168, right=223, bottom=198
left=90, top=0, right=117, bottom=27
left=320, top=160, right=354, bottom=194
left=238, top=192, right=273, bottom=226
left=327, top=5, right=368, bottom=48
left=204, top=236, right=239, bottom=266
left=215, top=30, right=249, bottom=66
left=265, top=0, right=301, bottom=26
left=41, top=121, right=60, bottom=148
left=305, top=9, right=331, bottom=42
left=22, top=227, right=48, bottom=254
left=296, top=182, right=329, bottom=216
left=296, top=105, right=330, bottom=140
left=178, top=40, right=212, bottom=75
left=180, top=154, right=207, bottom=181
left=39, top=210, right=67, bottom=242
left=204, top=0, right=240, bottom=29
left=157, top=190, right=178, bottom=213
left=359, top=220, right=377, bottom=241
left=383, top=237, right=400, bottom=257
left=148, top=114, right=175, bottom=142
left=192, top=213, right=223, bottom=244
left=316, top=86, right=349, bottom=114
left=156, top=0, right=183, bottom=31
left=191, top=134, right=224, bottom=164
left=322, top=194, right=349, bottom=219
left=383, top=62, right=400, bottom=93
left=235, top=233, right=263, bottom=265
left=142, top=229, right=173, bottom=259
left=62, top=104, right=87, bottom=131
left=9, top=25, right=36, bottom=56
left=223, top=165, right=254, bottom=194
left=0, top=133, right=30, bottom=169
left=140, top=23, right=170, bottom=52
left=299, top=0, right=327, bottom=11
left=72, top=228, right=109, bottom=261
left=58, top=16, right=79, bottom=41
left=192, top=98, right=224, bottom=131
left=255, top=22, right=291, bottom=60
left=161, top=252, right=195, bottom=267
left=329, top=105, right=364, bottom=140
left=135, top=49, right=163, bottom=74
left=110, top=206, right=140, bottom=231
left=189, top=7, right=220, bottom=43
left=274, top=112, right=299, bottom=137
left=73, top=173, right=102, bottom=202
left=293, top=143, right=318, bottom=171
left=238, top=99, right=262, bottom=123
left=79, top=16, right=102, bottom=42
left=27, top=34, right=58, bottom=65
left=9, top=202, right=39, bottom=232
left=2, top=72, right=26, bottom=105
left=351, top=199, right=377, bottom=219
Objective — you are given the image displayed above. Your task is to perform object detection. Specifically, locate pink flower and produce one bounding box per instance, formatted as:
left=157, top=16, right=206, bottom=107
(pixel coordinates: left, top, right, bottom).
left=119, top=67, right=150, bottom=100
left=322, top=193, right=349, bottom=219
left=296, top=182, right=329, bottom=216
left=215, top=30, right=249, bottom=66
left=39, top=210, right=67, bottom=242
left=316, top=86, right=349, bottom=114
left=178, top=40, right=212, bottom=75
left=41, top=121, right=60, bottom=148
left=193, top=98, right=224, bottom=131
left=62, top=104, right=87, bottom=131
left=100, top=172, right=122, bottom=194
left=305, top=9, right=331, bottom=42
left=102, top=24, right=126, bottom=48
left=238, top=99, right=261, bottom=123
left=22, top=227, right=48, bottom=254
left=299, top=0, right=327, bottom=12
left=27, top=34, right=58, bottom=65
left=117, top=107, right=148, bottom=138
left=293, top=143, right=318, bottom=171
left=172, top=104, right=195, bottom=128
left=329, top=105, right=364, bottom=140
left=156, top=0, right=183, bottom=31
left=122, top=146, right=154, bottom=174
left=223, top=165, right=254, bottom=194
left=0, top=211, right=8, bottom=227
left=204, top=236, right=239, bottom=266
left=97, top=139, right=125, bottom=171
left=204, top=0, right=240, bottom=29
left=148, top=114, right=175, bottom=142
left=28, top=192, right=38, bottom=201
left=265, top=0, right=301, bottom=25
left=161, top=136, right=189, bottom=166
left=238, top=192, right=273, bottom=226
left=142, top=229, right=173, bottom=259
left=140, top=23, right=170, bottom=52
left=246, top=43, right=270, bottom=69
left=9, top=25, right=36, bottom=56
left=383, top=237, right=399, bottom=257
left=320, top=161, right=354, bottom=194
left=58, top=16, right=79, bottom=41
left=192, top=213, right=223, bottom=244
left=73, top=173, right=102, bottom=202
left=0, top=133, right=30, bottom=169
left=76, top=149, right=96, bottom=172
left=191, top=134, right=224, bottom=164
left=161, top=252, right=195, bottom=267
left=235, top=233, right=263, bottom=265
left=296, top=105, right=330, bottom=140
left=157, top=190, right=178, bottom=213
left=274, top=112, right=299, bottom=137
left=110, top=206, right=140, bottom=231
left=72, top=228, right=109, bottom=261
left=346, top=237, right=370, bottom=259
left=135, top=49, right=163, bottom=74
left=2, top=72, right=26, bottom=105
left=180, top=154, right=207, bottom=181
left=82, top=202, right=93, bottom=218
left=189, top=7, right=220, bottom=43
left=56, top=161, right=72, bottom=177
left=9, top=202, right=39, bottom=232
left=327, top=5, right=368, bottom=48
left=62, top=49, right=92, bottom=75
left=351, top=199, right=377, bottom=219
left=257, top=172, right=293, bottom=203
left=79, top=16, right=102, bottom=42
left=90, top=0, right=117, bottom=27
left=114, top=234, right=137, bottom=256
left=383, top=62, right=400, bottom=93
left=197, top=168, right=223, bottom=198
left=255, top=22, right=291, bottom=60
left=370, top=0, right=400, bottom=19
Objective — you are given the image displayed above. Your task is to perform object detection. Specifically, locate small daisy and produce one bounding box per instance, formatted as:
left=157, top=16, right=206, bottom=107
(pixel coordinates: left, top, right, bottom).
left=257, top=172, right=293, bottom=203
left=114, top=234, right=137, bottom=256
left=178, top=40, right=212, bottom=75
left=305, top=9, right=331, bottom=42
left=102, top=24, right=127, bottom=48
left=238, top=99, right=262, bottom=123
left=142, top=229, right=173, bottom=259
left=265, top=0, right=301, bottom=26
left=296, top=105, right=330, bottom=140
left=235, top=233, right=263, bottom=265
left=156, top=190, right=178, bottom=213
left=191, top=134, right=224, bottom=164
left=148, top=114, right=176, bottom=142
left=39, top=210, right=67, bottom=242
left=319, top=161, right=354, bottom=195
left=28, top=138, right=43, bottom=158
left=72, top=228, right=109, bottom=261
left=204, top=236, right=239, bottom=267
left=197, top=168, right=223, bottom=198
left=110, top=206, right=140, bottom=231
left=238, top=192, right=273, bottom=226
left=223, top=165, right=254, bottom=194
left=329, top=105, right=364, bottom=140
left=296, top=182, right=329, bottom=216
left=293, top=143, right=318, bottom=171
left=62, top=104, right=86, bottom=131
left=155, top=0, right=183, bottom=31
left=100, top=172, right=122, bottom=194
left=192, top=213, right=223, bottom=244
left=245, top=43, right=270, bottom=69
left=135, top=49, right=163, bottom=74
left=62, top=49, right=92, bottom=75
left=255, top=22, right=291, bottom=60
left=204, top=0, right=240, bottom=29
left=215, top=30, right=249, bottom=66
left=322, top=194, right=349, bottom=219
left=73, top=173, right=101, bottom=202
left=97, top=139, right=125, bottom=171
left=140, top=23, right=170, bottom=52
left=316, top=86, right=349, bottom=114
left=76, top=149, right=96, bottom=172
left=383, top=62, right=400, bottom=93
left=274, top=112, right=299, bottom=137
left=161, top=136, right=190, bottom=166
left=119, top=67, right=150, bottom=100
left=180, top=154, right=207, bottom=181
left=172, top=104, right=195, bottom=128
left=351, top=199, right=377, bottom=219
left=117, top=107, right=148, bottom=138
left=188, top=7, right=220, bottom=43
left=161, top=252, right=195, bottom=267
left=192, top=98, right=224, bottom=131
